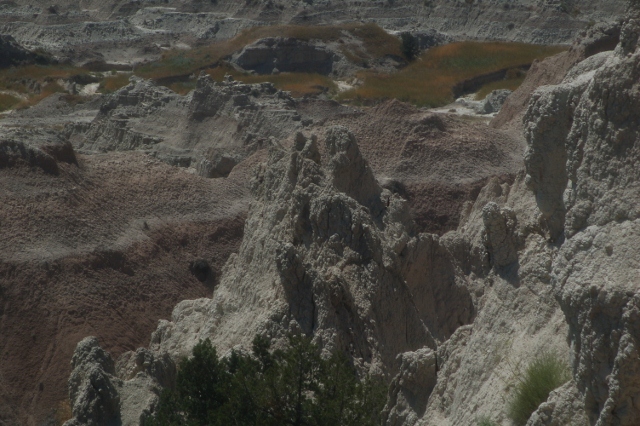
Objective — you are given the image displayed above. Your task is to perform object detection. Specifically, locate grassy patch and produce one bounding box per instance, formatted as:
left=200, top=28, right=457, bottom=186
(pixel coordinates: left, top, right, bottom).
left=476, top=416, right=497, bottom=426
left=508, top=352, right=570, bottom=426
left=99, top=73, right=131, bottom=93
left=15, top=82, right=65, bottom=109
left=135, top=23, right=402, bottom=81
left=207, top=65, right=337, bottom=97
left=0, top=93, right=20, bottom=112
left=0, top=65, right=89, bottom=93
left=338, top=42, right=565, bottom=107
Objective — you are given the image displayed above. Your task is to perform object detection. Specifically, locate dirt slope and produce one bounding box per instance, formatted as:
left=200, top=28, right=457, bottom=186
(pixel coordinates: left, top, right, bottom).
left=0, top=149, right=261, bottom=425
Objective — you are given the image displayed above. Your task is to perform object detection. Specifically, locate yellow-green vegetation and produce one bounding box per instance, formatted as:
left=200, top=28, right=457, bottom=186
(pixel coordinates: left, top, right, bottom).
left=0, top=64, right=89, bottom=110
left=99, top=73, right=131, bottom=93
left=15, top=82, right=65, bottom=109
left=508, top=351, right=571, bottom=426
left=476, top=416, right=497, bottom=426
left=135, top=23, right=402, bottom=81
left=207, top=65, right=336, bottom=97
left=0, top=34, right=565, bottom=111
left=0, top=93, right=20, bottom=112
left=338, top=42, right=566, bottom=107
left=0, top=64, right=88, bottom=93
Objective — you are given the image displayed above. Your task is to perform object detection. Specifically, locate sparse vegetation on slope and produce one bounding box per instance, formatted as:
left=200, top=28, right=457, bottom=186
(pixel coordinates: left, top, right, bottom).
left=99, top=73, right=131, bottom=93
left=146, top=335, right=386, bottom=426
left=338, top=42, right=566, bottom=107
left=0, top=93, right=20, bottom=111
left=508, top=352, right=570, bottom=426
left=207, top=65, right=337, bottom=97
left=135, top=23, right=403, bottom=81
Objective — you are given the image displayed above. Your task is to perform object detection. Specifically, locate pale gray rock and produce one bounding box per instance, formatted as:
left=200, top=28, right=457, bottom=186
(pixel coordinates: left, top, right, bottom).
left=0, top=0, right=627, bottom=64
left=150, top=127, right=474, bottom=374
left=526, top=380, right=589, bottom=426
left=78, top=74, right=303, bottom=170
left=482, top=201, right=518, bottom=267
left=61, top=10, right=640, bottom=426
left=64, top=338, right=176, bottom=426
left=64, top=337, right=121, bottom=426
left=480, top=89, right=512, bottom=114
left=383, top=348, right=437, bottom=426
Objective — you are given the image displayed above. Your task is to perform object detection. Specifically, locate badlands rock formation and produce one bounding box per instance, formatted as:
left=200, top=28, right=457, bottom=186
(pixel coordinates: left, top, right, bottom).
left=76, top=75, right=305, bottom=174
left=0, top=76, right=521, bottom=425
left=0, top=0, right=628, bottom=65
left=63, top=6, right=640, bottom=426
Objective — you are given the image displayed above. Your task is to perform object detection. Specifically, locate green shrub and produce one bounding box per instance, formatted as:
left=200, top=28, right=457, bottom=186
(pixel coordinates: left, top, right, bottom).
left=145, top=335, right=387, bottom=426
left=476, top=416, right=497, bottom=426
left=507, top=352, right=570, bottom=426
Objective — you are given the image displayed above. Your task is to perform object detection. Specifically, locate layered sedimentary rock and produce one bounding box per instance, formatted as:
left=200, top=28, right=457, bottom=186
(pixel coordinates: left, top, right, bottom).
left=78, top=75, right=304, bottom=174
left=64, top=126, right=476, bottom=424
left=64, top=7, right=640, bottom=426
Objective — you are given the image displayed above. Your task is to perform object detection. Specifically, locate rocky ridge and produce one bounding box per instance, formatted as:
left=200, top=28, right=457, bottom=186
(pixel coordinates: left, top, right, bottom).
left=0, top=0, right=628, bottom=65
left=63, top=6, right=640, bottom=426
left=75, top=74, right=305, bottom=175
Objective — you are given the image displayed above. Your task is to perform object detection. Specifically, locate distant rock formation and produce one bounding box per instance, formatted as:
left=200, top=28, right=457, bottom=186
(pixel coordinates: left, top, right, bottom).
left=231, top=37, right=338, bottom=75
left=0, top=34, right=49, bottom=68
left=78, top=75, right=304, bottom=174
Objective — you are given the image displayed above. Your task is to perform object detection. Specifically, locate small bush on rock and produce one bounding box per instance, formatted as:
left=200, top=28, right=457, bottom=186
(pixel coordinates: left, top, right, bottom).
left=476, top=416, right=497, bottom=426
left=507, top=351, right=570, bottom=426
left=145, top=335, right=387, bottom=426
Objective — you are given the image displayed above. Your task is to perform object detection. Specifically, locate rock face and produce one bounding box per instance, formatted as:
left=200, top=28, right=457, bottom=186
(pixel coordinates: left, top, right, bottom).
left=0, top=34, right=48, bottom=67
left=147, top=127, right=473, bottom=368
left=63, top=127, right=476, bottom=424
left=55, top=6, right=640, bottom=426
left=232, top=37, right=338, bottom=75
left=78, top=75, right=303, bottom=173
left=64, top=337, right=176, bottom=426
left=62, top=15, right=640, bottom=423
left=418, top=8, right=640, bottom=425
left=0, top=128, right=77, bottom=175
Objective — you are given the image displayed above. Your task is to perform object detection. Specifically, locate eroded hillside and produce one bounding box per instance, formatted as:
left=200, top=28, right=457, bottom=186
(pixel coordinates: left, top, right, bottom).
left=60, top=7, right=640, bottom=425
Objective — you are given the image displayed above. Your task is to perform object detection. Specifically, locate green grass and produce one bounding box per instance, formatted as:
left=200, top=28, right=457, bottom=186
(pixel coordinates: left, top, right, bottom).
left=338, top=41, right=565, bottom=107
left=0, top=93, right=20, bottom=112
left=99, top=73, right=131, bottom=93
left=0, top=36, right=563, bottom=111
left=508, top=352, right=570, bottom=426
left=0, top=64, right=91, bottom=111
